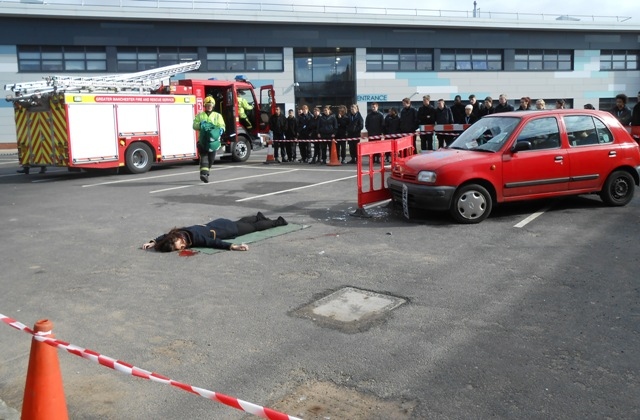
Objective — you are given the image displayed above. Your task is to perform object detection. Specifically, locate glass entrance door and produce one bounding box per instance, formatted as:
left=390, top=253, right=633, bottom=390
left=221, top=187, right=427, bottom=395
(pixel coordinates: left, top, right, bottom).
left=293, top=49, right=355, bottom=110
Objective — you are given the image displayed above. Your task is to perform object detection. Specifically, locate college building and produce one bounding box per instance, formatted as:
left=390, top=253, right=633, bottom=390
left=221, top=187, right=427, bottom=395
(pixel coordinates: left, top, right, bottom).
left=1, top=1, right=639, bottom=147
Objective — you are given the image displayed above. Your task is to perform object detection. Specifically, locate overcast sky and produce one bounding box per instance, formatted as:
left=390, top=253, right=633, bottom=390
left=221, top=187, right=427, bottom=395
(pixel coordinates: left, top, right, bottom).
left=265, top=0, right=640, bottom=22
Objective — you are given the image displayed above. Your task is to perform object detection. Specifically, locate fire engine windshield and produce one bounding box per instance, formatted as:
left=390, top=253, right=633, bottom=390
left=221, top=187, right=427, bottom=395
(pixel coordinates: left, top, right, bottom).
left=449, top=117, right=520, bottom=152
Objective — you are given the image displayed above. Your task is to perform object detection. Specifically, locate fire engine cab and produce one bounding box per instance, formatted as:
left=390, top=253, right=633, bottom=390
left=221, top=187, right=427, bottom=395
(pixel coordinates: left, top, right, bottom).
left=4, top=61, right=276, bottom=173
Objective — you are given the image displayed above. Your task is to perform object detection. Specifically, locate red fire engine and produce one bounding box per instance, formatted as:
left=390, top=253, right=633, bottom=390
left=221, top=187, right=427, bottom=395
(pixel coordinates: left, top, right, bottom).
left=4, top=61, right=276, bottom=173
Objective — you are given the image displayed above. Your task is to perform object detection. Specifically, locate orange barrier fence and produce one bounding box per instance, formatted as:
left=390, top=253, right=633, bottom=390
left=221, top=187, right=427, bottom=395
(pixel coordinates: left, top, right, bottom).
left=393, top=135, right=415, bottom=160
left=352, top=135, right=415, bottom=217
left=353, top=139, right=394, bottom=217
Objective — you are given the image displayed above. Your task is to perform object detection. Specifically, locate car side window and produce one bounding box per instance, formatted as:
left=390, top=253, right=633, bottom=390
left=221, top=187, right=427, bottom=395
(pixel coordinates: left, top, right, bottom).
left=594, top=118, right=613, bottom=144
left=516, top=117, right=560, bottom=150
left=565, top=115, right=598, bottom=146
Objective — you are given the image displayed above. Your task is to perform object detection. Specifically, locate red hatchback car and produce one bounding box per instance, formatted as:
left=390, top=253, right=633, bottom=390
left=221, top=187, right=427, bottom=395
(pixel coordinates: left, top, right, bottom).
left=388, top=110, right=640, bottom=223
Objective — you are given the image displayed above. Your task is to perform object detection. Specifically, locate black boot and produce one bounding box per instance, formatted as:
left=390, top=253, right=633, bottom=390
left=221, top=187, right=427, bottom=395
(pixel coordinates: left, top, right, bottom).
left=17, top=167, right=30, bottom=174
left=199, top=171, right=209, bottom=183
left=275, top=216, right=288, bottom=226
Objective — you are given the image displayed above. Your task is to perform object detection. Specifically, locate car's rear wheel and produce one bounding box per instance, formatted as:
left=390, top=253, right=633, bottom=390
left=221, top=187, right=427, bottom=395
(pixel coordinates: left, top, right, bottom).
left=600, top=170, right=635, bottom=206
left=450, top=184, right=493, bottom=224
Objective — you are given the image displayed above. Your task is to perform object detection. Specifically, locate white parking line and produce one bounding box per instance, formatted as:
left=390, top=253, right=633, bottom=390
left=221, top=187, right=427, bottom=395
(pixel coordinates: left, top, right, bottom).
left=236, top=175, right=357, bottom=202
left=149, top=169, right=299, bottom=194
left=0, top=161, right=18, bottom=166
left=228, top=164, right=355, bottom=172
left=81, top=167, right=230, bottom=188
left=513, top=205, right=552, bottom=228
left=0, top=170, right=66, bottom=179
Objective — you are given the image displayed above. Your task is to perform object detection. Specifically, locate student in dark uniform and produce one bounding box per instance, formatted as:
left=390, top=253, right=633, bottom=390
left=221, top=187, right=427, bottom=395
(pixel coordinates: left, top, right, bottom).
left=269, top=107, right=287, bottom=163
left=142, top=212, right=287, bottom=252
left=335, top=105, right=349, bottom=164
left=285, top=109, right=298, bottom=162
left=308, top=107, right=321, bottom=163
left=296, top=105, right=312, bottom=162
left=316, top=105, right=337, bottom=164
left=383, top=107, right=401, bottom=136
left=463, top=104, right=479, bottom=125
left=417, top=95, right=437, bottom=151
left=346, top=104, right=364, bottom=164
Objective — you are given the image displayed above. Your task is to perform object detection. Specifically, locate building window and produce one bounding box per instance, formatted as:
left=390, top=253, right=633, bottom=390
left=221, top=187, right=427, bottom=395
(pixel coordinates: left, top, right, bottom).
left=514, top=49, right=573, bottom=71
left=116, top=47, right=198, bottom=72
left=600, top=50, right=638, bottom=70
left=599, top=97, right=638, bottom=111
left=206, top=48, right=283, bottom=72
left=18, top=46, right=107, bottom=72
left=439, top=49, right=502, bottom=71
left=366, top=48, right=433, bottom=71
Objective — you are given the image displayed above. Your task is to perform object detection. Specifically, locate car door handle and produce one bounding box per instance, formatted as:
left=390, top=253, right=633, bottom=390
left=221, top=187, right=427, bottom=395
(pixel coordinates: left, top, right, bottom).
left=554, top=156, right=564, bottom=162
left=609, top=151, right=617, bottom=157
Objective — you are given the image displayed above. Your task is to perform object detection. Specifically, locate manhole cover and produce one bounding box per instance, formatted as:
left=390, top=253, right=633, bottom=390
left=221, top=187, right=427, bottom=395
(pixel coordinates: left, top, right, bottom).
left=267, top=380, right=416, bottom=419
left=291, top=287, right=406, bottom=333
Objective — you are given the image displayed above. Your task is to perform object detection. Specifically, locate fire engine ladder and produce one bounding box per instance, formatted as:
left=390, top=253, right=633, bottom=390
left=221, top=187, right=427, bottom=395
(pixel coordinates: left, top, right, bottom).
left=4, top=60, right=201, bottom=98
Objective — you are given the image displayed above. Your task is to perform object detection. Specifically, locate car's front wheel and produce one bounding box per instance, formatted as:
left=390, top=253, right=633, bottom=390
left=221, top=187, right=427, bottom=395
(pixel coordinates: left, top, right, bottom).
left=450, top=184, right=493, bottom=224
left=600, top=170, right=635, bottom=206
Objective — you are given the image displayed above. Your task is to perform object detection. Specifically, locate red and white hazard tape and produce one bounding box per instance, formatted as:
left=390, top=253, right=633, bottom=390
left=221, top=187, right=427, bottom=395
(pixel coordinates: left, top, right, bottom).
left=274, top=125, right=471, bottom=143
left=0, top=314, right=301, bottom=420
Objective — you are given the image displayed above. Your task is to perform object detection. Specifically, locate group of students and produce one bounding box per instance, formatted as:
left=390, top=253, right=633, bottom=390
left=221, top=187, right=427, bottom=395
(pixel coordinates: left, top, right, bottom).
left=374, top=92, right=640, bottom=151
left=267, top=100, right=445, bottom=164
left=268, top=104, right=366, bottom=164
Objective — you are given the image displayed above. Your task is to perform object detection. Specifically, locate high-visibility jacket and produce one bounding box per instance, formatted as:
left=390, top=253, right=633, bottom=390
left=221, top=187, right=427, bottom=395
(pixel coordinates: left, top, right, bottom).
left=193, top=111, right=226, bottom=151
left=193, top=111, right=225, bottom=132
left=237, top=97, right=253, bottom=119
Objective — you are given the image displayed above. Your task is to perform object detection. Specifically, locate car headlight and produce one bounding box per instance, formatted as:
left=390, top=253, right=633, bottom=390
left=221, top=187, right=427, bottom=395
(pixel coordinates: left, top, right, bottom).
left=417, top=171, right=436, bottom=183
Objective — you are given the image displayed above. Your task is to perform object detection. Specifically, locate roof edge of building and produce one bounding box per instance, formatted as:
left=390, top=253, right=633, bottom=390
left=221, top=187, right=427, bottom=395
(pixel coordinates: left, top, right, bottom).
left=1, top=5, right=639, bottom=32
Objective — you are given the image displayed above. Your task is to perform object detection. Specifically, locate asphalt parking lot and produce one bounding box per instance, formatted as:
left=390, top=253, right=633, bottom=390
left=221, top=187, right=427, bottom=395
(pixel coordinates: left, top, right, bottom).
left=1, top=148, right=639, bottom=419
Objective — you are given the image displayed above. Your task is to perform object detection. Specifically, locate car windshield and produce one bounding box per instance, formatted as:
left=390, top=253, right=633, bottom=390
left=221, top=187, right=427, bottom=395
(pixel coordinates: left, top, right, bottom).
left=448, top=117, right=520, bottom=152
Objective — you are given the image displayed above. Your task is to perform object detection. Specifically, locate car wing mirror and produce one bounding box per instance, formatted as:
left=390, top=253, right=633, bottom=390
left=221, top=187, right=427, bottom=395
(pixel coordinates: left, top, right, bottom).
left=511, top=141, right=532, bottom=153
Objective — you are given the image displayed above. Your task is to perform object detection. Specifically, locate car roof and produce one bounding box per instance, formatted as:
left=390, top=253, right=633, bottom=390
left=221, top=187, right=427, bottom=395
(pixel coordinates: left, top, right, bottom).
left=485, top=109, right=612, bottom=120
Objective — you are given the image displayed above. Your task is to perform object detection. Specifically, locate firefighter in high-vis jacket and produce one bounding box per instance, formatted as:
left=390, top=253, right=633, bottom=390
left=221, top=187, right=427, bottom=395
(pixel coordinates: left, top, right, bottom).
left=237, top=91, right=254, bottom=130
left=193, top=96, right=225, bottom=183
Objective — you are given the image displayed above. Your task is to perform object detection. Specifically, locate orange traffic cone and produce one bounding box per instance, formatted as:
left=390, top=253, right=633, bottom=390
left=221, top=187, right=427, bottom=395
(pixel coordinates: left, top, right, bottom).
left=264, top=139, right=277, bottom=164
left=326, top=140, right=342, bottom=166
left=22, top=319, right=68, bottom=420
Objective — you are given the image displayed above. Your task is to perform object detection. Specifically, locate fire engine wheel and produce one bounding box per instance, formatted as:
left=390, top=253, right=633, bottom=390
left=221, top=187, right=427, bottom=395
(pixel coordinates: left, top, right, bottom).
left=231, top=137, right=251, bottom=162
left=125, top=142, right=153, bottom=174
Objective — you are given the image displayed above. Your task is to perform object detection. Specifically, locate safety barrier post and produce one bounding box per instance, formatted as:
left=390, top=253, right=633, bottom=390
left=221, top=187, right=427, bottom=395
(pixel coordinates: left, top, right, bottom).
left=351, top=139, right=395, bottom=218
left=432, top=124, right=471, bottom=148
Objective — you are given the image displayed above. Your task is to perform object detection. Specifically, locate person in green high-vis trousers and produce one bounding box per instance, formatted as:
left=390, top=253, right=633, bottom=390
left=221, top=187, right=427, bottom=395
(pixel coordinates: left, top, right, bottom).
left=193, top=96, right=225, bottom=183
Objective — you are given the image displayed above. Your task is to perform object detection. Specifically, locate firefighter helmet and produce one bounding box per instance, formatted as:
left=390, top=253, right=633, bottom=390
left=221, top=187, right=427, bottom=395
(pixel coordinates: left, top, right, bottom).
left=204, top=96, right=215, bottom=106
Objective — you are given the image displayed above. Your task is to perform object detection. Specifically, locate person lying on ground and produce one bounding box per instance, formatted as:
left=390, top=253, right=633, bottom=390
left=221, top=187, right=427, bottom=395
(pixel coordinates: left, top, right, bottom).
left=142, top=212, right=288, bottom=252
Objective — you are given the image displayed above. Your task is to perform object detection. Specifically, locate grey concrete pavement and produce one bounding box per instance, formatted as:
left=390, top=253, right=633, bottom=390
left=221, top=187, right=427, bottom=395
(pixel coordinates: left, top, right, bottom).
left=0, top=149, right=638, bottom=419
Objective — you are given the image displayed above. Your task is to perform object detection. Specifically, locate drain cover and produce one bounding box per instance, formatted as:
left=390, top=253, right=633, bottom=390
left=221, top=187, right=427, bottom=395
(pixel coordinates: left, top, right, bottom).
left=292, top=287, right=406, bottom=333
